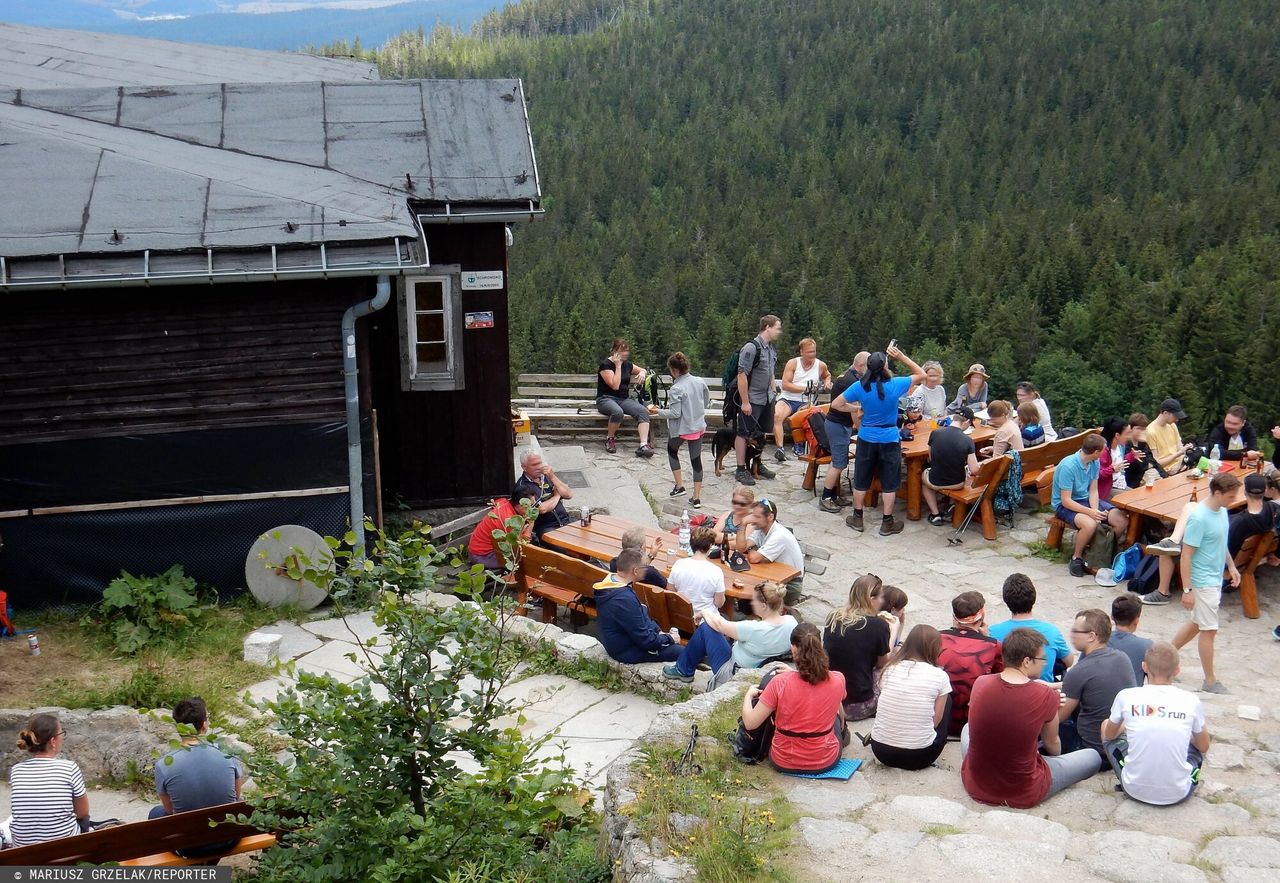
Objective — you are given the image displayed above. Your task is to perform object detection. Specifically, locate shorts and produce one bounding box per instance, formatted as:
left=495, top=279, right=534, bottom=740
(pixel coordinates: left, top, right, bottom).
left=1054, top=500, right=1113, bottom=525
left=736, top=399, right=775, bottom=438
left=852, top=439, right=903, bottom=493
left=825, top=419, right=853, bottom=469
left=778, top=397, right=806, bottom=413
left=1189, top=586, right=1221, bottom=631
left=923, top=468, right=964, bottom=491
left=596, top=395, right=650, bottom=424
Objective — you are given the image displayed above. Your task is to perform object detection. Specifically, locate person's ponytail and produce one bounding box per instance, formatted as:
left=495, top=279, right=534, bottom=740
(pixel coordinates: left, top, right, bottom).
left=790, top=622, right=830, bottom=685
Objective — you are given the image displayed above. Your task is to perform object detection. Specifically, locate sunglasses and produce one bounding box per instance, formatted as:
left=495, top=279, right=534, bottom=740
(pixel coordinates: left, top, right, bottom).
left=757, top=499, right=778, bottom=515
left=731, top=498, right=751, bottom=506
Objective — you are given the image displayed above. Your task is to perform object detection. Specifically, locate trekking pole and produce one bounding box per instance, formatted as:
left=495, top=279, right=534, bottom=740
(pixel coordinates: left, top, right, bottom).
left=947, top=498, right=982, bottom=546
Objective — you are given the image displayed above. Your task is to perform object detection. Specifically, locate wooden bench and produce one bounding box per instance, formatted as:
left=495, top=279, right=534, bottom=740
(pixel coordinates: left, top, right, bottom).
left=938, top=454, right=1011, bottom=541
left=1022, top=429, right=1097, bottom=504
left=514, top=373, right=726, bottom=440
left=0, top=801, right=274, bottom=867
left=787, top=403, right=833, bottom=492
left=515, top=542, right=607, bottom=622
left=634, top=582, right=698, bottom=641
left=1235, top=530, right=1278, bottom=619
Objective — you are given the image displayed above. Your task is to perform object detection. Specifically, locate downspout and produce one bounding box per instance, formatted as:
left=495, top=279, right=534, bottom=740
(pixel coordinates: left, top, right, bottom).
left=343, top=274, right=391, bottom=560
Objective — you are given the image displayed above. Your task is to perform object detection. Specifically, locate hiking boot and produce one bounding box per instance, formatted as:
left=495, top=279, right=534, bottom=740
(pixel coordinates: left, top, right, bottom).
left=734, top=466, right=756, bottom=486
left=1139, top=591, right=1172, bottom=606
left=690, top=498, right=701, bottom=509
left=1068, top=557, right=1087, bottom=578
left=819, top=497, right=842, bottom=514
left=879, top=516, right=904, bottom=536
left=845, top=510, right=864, bottom=532
left=1200, top=681, right=1230, bottom=695
left=605, top=436, right=617, bottom=454
left=927, top=513, right=946, bottom=526
left=1148, top=537, right=1182, bottom=556
left=757, top=464, right=777, bottom=480
left=669, top=486, right=687, bottom=498
left=636, top=444, right=655, bottom=458
left=834, top=495, right=852, bottom=507
left=774, top=448, right=787, bottom=463
left=662, top=664, right=693, bottom=683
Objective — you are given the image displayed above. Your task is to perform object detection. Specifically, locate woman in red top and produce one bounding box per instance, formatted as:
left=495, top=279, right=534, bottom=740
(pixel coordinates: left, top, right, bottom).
left=467, top=498, right=519, bottom=569
left=961, top=628, right=1100, bottom=808
left=740, top=623, right=848, bottom=773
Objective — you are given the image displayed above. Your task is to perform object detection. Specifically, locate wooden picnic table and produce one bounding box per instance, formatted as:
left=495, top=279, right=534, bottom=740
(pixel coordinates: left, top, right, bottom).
left=541, top=513, right=800, bottom=607
left=889, top=422, right=996, bottom=521
left=1110, top=463, right=1252, bottom=546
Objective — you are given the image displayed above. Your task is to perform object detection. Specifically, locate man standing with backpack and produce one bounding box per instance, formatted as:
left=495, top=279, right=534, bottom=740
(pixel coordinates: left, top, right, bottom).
left=732, top=315, right=783, bottom=486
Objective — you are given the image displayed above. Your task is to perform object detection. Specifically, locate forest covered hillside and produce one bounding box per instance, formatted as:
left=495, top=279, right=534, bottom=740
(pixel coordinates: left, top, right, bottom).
left=366, top=0, right=1278, bottom=430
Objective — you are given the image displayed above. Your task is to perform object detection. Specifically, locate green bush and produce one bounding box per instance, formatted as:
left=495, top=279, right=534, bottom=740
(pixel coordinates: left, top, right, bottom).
left=99, top=565, right=213, bottom=654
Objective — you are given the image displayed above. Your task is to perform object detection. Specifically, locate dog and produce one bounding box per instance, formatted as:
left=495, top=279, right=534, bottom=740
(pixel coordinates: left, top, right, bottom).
left=713, top=420, right=766, bottom=478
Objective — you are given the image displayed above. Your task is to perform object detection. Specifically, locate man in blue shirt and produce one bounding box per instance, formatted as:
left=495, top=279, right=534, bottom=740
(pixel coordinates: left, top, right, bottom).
left=988, top=573, right=1074, bottom=682
left=829, top=344, right=926, bottom=536
left=1052, top=433, right=1129, bottom=578
left=151, top=697, right=243, bottom=819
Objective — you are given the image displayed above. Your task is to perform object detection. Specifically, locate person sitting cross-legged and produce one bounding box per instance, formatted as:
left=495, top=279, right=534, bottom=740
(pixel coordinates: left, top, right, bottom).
left=922, top=406, right=980, bottom=526
left=961, top=628, right=1102, bottom=808
left=1109, top=594, right=1153, bottom=685
left=663, top=580, right=796, bottom=685
left=1101, top=642, right=1211, bottom=806
left=738, top=623, right=850, bottom=774
left=868, top=624, right=953, bottom=770
left=938, top=591, right=1004, bottom=738
left=1053, top=433, right=1129, bottom=578
left=988, top=573, right=1074, bottom=682
left=594, top=549, right=682, bottom=665
left=1057, top=609, right=1137, bottom=773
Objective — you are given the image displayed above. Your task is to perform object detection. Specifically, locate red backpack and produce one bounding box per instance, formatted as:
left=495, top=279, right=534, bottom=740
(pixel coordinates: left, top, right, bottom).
left=0, top=589, right=14, bottom=636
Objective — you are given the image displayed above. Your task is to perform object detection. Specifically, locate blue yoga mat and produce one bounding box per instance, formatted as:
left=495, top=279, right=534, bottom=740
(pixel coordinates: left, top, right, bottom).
left=783, top=758, right=862, bottom=780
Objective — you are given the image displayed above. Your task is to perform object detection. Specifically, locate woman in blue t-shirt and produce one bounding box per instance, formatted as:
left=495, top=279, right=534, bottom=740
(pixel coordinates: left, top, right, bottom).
left=830, top=345, right=926, bottom=536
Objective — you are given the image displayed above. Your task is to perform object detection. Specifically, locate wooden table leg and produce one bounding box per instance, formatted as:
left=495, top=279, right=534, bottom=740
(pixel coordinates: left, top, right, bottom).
left=905, top=459, right=924, bottom=521
left=1125, top=512, right=1143, bottom=546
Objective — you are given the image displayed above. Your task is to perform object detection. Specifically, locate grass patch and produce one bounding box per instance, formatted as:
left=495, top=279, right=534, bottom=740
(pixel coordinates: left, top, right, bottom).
left=640, top=484, right=662, bottom=520
left=624, top=687, right=796, bottom=882
left=922, top=824, right=962, bottom=836
left=0, top=595, right=296, bottom=718
left=514, top=642, right=680, bottom=703
left=1025, top=540, right=1067, bottom=564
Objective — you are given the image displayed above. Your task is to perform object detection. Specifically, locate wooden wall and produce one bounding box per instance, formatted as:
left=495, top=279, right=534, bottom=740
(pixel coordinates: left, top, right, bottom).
left=367, top=224, right=514, bottom=507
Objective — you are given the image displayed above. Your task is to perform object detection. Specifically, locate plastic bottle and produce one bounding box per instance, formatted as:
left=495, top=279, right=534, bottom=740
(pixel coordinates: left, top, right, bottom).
left=1209, top=444, right=1221, bottom=475
left=679, top=510, right=691, bottom=555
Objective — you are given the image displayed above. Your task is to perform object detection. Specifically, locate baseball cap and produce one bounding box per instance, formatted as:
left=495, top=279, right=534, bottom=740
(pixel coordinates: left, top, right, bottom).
left=1245, top=473, right=1267, bottom=496
left=955, top=406, right=976, bottom=422
left=1160, top=398, right=1188, bottom=419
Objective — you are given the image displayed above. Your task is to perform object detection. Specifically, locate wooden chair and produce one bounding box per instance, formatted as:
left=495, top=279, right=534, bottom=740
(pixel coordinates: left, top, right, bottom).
left=515, top=543, right=608, bottom=623
left=1235, top=531, right=1279, bottom=619
left=0, top=801, right=273, bottom=867
left=939, top=454, right=1011, bottom=541
left=658, top=588, right=698, bottom=640
left=633, top=581, right=671, bottom=631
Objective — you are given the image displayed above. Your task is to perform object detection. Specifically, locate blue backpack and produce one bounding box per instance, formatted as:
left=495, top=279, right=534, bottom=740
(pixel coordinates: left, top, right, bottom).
left=1111, top=543, right=1143, bottom=582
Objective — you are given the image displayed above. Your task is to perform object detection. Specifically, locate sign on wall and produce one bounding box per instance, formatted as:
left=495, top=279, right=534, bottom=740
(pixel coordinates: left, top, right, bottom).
left=461, top=270, right=504, bottom=290
left=465, top=311, right=495, bottom=329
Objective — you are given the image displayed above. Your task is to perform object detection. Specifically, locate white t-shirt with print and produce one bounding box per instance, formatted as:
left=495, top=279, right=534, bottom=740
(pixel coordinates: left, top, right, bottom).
left=1108, top=684, right=1205, bottom=805
left=668, top=557, right=724, bottom=613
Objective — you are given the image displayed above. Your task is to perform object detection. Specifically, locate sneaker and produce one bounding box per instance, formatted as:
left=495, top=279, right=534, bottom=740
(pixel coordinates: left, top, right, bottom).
left=662, top=664, right=693, bottom=683
left=757, top=464, right=777, bottom=480
left=1200, top=681, right=1230, bottom=694
left=636, top=444, right=655, bottom=458
left=845, top=511, right=864, bottom=532
left=1068, top=557, right=1087, bottom=578
left=1272, top=625, right=1280, bottom=642
left=734, top=466, right=756, bottom=487
left=690, top=498, right=701, bottom=509
left=605, top=437, right=617, bottom=454
left=792, top=443, right=805, bottom=456
left=1139, top=591, right=1172, bottom=606
left=1148, top=537, right=1182, bottom=556
left=669, top=486, right=687, bottom=498
left=927, top=513, right=946, bottom=526
left=819, top=497, right=842, bottom=514
left=879, top=516, right=904, bottom=536
left=774, top=448, right=787, bottom=463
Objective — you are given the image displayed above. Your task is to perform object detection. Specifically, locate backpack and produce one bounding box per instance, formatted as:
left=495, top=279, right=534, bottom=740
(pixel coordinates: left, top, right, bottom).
left=803, top=409, right=831, bottom=456
left=1111, top=543, right=1143, bottom=582
left=0, top=589, right=12, bottom=637
left=730, top=669, right=781, bottom=761
left=721, top=339, right=759, bottom=421
left=634, top=372, right=668, bottom=409
left=1126, top=554, right=1162, bottom=595
left=1083, top=523, right=1118, bottom=571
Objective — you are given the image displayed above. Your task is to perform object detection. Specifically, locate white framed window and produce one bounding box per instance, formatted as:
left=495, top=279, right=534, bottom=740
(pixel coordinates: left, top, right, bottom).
left=399, top=273, right=464, bottom=391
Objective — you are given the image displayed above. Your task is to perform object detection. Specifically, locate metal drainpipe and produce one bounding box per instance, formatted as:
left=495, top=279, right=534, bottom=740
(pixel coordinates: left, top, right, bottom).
left=343, top=274, right=391, bottom=560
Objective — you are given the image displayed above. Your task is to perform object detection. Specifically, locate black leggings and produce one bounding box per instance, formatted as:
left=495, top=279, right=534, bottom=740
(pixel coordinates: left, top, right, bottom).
left=668, top=437, right=704, bottom=482
left=870, top=695, right=952, bottom=771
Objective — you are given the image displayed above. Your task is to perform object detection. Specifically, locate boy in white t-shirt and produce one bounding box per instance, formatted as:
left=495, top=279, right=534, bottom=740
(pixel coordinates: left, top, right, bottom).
left=667, top=527, right=726, bottom=614
left=1100, top=642, right=1211, bottom=806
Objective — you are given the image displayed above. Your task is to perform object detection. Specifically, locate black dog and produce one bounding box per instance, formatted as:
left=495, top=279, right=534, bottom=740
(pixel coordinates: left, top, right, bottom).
left=713, top=422, right=765, bottom=478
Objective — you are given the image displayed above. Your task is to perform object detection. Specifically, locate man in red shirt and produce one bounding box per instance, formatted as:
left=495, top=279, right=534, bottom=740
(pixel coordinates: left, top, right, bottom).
left=467, top=498, right=518, bottom=569
left=938, top=591, right=1003, bottom=738
left=961, top=628, right=1100, bottom=808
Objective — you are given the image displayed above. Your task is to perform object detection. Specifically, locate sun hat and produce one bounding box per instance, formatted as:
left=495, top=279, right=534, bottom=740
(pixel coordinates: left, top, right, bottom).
left=1094, top=568, right=1118, bottom=588
left=963, top=363, right=989, bottom=382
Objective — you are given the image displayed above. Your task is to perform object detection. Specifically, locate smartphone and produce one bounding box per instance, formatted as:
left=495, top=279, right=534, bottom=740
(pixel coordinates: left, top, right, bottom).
left=888, top=338, right=897, bottom=351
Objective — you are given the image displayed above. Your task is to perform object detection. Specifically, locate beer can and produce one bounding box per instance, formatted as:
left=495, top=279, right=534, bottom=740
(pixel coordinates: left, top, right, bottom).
left=28, top=633, right=40, bottom=656
left=580, top=506, right=590, bottom=526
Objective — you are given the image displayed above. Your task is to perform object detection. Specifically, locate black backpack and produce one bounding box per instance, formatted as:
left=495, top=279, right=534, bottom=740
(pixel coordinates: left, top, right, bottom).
left=1126, top=554, right=1162, bottom=595
left=806, top=409, right=832, bottom=455
left=722, top=339, right=759, bottom=422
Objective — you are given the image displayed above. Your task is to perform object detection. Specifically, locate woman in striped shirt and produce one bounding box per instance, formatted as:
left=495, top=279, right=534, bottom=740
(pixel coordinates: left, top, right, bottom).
left=7, top=713, right=89, bottom=847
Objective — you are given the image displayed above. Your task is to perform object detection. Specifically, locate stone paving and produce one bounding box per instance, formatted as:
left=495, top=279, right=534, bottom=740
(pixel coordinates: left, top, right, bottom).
left=546, top=438, right=1280, bottom=882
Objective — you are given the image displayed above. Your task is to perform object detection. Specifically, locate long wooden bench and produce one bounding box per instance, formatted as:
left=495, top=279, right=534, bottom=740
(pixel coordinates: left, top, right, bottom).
left=514, top=373, right=727, bottom=440
left=0, top=801, right=274, bottom=867
left=1022, top=429, right=1098, bottom=504
left=515, top=542, right=608, bottom=622
left=939, top=453, right=1011, bottom=541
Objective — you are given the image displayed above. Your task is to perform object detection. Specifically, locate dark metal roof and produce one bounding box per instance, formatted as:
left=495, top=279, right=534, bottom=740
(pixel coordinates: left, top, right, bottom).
left=0, top=22, right=380, bottom=88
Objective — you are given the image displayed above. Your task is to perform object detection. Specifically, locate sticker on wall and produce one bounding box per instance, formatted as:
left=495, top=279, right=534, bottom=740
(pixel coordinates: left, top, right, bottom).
left=465, top=311, right=495, bottom=329
left=461, top=270, right=504, bottom=290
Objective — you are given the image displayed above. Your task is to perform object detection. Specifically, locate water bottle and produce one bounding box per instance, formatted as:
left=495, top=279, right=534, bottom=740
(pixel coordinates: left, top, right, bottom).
left=1209, top=444, right=1221, bottom=476
left=679, top=510, right=691, bottom=555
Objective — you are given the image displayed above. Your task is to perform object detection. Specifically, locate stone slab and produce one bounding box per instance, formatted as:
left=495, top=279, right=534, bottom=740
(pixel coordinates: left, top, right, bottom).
left=243, top=631, right=281, bottom=665
left=300, top=611, right=384, bottom=644
left=969, top=809, right=1069, bottom=842
left=265, top=620, right=324, bottom=659
left=936, top=833, right=1065, bottom=873
left=795, top=817, right=870, bottom=850
left=1198, top=836, right=1280, bottom=869
left=784, top=780, right=878, bottom=817
left=292, top=641, right=380, bottom=682
left=887, top=794, right=969, bottom=826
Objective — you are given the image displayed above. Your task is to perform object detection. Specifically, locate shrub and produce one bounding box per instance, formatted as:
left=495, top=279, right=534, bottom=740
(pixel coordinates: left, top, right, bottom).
left=100, top=565, right=213, bottom=654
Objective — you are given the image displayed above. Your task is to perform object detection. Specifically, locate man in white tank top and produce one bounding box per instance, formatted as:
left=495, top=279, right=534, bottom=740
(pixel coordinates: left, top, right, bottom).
left=774, top=337, right=832, bottom=462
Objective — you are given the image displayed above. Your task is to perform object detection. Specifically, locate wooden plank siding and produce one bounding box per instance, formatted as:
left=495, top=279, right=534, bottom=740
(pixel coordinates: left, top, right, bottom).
left=0, top=280, right=357, bottom=444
